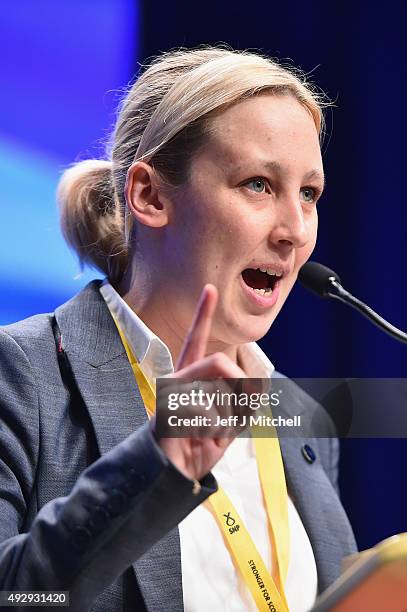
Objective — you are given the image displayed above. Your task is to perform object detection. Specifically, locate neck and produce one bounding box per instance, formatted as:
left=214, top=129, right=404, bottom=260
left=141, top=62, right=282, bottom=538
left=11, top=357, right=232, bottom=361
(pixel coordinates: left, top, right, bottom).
left=116, top=273, right=239, bottom=368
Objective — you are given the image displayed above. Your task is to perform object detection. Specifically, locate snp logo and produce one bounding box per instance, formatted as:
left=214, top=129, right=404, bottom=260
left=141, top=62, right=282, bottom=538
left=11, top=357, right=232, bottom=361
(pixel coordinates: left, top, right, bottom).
left=224, top=512, right=240, bottom=534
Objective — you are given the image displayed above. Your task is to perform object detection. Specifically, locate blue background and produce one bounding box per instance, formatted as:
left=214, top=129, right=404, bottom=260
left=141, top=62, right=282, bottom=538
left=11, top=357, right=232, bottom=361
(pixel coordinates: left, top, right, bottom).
left=1, top=1, right=406, bottom=552
left=0, top=1, right=137, bottom=322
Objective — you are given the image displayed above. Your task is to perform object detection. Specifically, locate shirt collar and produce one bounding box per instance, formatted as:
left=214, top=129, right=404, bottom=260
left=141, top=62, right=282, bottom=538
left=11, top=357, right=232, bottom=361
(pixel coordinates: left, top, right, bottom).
left=99, top=280, right=274, bottom=381
left=100, top=280, right=174, bottom=381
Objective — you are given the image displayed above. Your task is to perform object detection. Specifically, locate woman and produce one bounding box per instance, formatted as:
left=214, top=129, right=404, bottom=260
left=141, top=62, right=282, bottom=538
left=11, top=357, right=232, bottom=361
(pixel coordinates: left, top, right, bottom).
left=0, top=47, right=356, bottom=611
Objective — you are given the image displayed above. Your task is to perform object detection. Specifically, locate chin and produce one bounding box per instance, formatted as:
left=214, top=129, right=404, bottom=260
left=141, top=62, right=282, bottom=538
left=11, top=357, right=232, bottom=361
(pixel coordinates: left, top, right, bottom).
left=219, top=311, right=280, bottom=346
left=216, top=286, right=291, bottom=345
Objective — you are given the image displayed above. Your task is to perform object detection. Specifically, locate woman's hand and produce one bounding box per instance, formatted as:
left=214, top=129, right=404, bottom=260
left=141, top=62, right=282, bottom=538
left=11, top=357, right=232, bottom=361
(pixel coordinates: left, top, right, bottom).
left=154, top=284, right=247, bottom=481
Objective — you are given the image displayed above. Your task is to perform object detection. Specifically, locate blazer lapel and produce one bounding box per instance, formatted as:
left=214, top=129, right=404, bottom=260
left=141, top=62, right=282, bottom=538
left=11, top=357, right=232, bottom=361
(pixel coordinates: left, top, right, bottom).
left=271, top=376, right=357, bottom=593
left=55, top=280, right=184, bottom=612
left=279, top=435, right=356, bottom=593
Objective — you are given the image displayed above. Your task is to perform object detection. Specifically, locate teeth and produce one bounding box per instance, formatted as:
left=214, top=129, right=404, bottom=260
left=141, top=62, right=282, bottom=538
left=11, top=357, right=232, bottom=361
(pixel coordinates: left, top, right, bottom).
left=257, top=267, right=282, bottom=277
left=253, top=287, right=273, bottom=295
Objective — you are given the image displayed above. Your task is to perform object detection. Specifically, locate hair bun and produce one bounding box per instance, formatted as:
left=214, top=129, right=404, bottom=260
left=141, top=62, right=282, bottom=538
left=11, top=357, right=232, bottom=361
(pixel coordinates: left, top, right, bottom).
left=57, top=159, right=128, bottom=280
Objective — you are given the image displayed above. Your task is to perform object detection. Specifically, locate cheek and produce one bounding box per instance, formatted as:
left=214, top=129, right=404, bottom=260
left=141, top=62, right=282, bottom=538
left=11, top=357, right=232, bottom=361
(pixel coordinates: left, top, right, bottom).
left=193, top=202, right=244, bottom=252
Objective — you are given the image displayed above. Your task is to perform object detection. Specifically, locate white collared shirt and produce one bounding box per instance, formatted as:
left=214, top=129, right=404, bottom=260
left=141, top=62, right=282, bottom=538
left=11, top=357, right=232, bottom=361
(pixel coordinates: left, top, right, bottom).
left=100, top=281, right=318, bottom=612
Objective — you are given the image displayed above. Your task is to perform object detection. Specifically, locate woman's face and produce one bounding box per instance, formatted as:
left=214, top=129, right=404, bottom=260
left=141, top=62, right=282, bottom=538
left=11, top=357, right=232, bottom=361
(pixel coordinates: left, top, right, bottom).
left=156, top=93, right=324, bottom=346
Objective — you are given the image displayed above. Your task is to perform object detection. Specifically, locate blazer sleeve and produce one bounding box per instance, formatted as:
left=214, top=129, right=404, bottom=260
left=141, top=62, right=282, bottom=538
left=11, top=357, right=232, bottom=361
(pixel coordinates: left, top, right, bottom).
left=0, top=329, right=217, bottom=610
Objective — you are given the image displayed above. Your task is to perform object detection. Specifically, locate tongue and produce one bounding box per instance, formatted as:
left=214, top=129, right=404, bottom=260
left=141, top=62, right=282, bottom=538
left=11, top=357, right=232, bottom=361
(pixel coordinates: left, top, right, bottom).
left=242, top=268, right=268, bottom=290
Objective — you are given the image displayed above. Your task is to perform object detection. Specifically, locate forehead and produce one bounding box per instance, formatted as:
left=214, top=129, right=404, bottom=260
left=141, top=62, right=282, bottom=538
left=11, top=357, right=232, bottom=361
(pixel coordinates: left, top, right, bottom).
left=205, top=94, right=322, bottom=172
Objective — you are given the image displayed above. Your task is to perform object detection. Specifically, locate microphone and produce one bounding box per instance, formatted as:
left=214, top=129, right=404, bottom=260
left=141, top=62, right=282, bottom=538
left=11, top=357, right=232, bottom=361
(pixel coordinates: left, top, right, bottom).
left=298, top=261, right=407, bottom=344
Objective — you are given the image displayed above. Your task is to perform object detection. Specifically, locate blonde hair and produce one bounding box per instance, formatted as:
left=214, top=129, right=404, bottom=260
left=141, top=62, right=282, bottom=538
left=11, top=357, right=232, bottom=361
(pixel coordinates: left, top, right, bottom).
left=58, top=46, right=326, bottom=283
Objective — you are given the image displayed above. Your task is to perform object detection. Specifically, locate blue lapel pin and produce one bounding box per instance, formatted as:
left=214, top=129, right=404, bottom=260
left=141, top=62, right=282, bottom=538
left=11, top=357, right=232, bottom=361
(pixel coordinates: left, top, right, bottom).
left=301, top=444, right=316, bottom=464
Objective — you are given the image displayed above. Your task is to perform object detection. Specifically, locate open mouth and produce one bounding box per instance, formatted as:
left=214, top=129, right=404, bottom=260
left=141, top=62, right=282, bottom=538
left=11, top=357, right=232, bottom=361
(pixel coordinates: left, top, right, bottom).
left=241, top=267, right=282, bottom=295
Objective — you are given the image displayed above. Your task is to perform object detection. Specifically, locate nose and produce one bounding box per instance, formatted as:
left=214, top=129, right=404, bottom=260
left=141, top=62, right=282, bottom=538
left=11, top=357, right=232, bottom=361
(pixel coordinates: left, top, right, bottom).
left=268, top=193, right=310, bottom=252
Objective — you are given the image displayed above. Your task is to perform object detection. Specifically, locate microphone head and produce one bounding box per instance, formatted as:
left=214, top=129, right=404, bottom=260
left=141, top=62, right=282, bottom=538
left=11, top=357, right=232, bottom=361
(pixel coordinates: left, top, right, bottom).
left=298, top=261, right=342, bottom=297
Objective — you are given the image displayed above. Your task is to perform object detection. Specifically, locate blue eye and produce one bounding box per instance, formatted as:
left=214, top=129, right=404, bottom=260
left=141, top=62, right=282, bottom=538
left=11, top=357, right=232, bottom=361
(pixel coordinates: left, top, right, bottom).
left=300, top=187, right=316, bottom=203
left=246, top=178, right=266, bottom=193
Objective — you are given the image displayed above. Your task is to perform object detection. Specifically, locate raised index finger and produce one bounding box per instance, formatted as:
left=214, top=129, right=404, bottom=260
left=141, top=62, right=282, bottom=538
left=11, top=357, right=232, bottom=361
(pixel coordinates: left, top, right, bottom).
left=176, top=284, right=218, bottom=370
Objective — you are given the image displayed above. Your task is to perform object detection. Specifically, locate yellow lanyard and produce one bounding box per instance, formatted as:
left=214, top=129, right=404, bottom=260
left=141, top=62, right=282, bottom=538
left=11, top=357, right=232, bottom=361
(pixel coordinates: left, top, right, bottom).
left=115, top=320, right=290, bottom=612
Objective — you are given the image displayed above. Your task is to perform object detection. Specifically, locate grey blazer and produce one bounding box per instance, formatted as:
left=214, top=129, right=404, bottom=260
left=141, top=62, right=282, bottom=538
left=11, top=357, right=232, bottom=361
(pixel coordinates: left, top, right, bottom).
left=0, top=280, right=357, bottom=611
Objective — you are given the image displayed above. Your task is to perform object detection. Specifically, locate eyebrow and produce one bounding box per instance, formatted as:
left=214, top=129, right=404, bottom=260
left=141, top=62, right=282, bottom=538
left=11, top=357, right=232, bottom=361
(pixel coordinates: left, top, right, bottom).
left=264, top=161, right=326, bottom=190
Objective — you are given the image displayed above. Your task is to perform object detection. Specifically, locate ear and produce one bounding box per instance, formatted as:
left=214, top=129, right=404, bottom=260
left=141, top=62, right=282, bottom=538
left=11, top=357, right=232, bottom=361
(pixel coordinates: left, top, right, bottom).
left=124, top=161, right=172, bottom=228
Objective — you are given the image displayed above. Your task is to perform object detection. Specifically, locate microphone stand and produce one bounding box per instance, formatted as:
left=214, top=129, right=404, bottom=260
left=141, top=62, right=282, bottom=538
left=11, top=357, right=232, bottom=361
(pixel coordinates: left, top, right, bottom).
left=326, top=277, right=407, bottom=344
